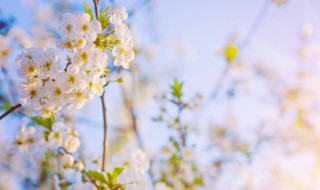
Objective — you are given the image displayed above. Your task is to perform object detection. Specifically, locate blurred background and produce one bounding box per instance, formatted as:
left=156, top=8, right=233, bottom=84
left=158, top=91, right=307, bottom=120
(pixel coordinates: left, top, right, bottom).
left=2, top=0, right=320, bottom=189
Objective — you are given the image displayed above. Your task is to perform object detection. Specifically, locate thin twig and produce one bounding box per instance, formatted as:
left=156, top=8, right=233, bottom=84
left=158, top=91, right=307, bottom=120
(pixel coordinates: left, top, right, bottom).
left=93, top=0, right=100, bottom=19
left=0, top=103, right=22, bottom=120
left=120, top=84, right=155, bottom=187
left=93, top=0, right=108, bottom=172
left=100, top=92, right=108, bottom=171
left=238, top=0, right=271, bottom=48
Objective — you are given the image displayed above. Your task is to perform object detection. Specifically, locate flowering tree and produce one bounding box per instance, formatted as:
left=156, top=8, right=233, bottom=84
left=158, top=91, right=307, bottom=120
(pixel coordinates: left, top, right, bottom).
left=2, top=0, right=320, bottom=190
left=0, top=1, right=150, bottom=189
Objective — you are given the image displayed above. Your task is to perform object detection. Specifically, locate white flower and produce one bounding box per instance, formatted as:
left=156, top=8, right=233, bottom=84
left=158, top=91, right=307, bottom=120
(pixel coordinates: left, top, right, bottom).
left=76, top=13, right=102, bottom=42
left=57, top=65, right=88, bottom=93
left=58, top=13, right=79, bottom=39
left=89, top=77, right=106, bottom=96
left=75, top=161, right=85, bottom=171
left=48, top=122, right=81, bottom=154
left=19, top=78, right=43, bottom=108
left=114, top=22, right=131, bottom=40
left=131, top=150, right=150, bottom=174
left=73, top=42, right=96, bottom=66
left=64, top=135, right=80, bottom=153
left=65, top=88, right=93, bottom=109
left=16, top=47, right=43, bottom=65
left=38, top=48, right=60, bottom=79
left=110, top=7, right=128, bottom=26
left=48, top=122, right=68, bottom=148
left=48, top=131, right=64, bottom=149
left=112, top=38, right=134, bottom=69
left=56, top=38, right=77, bottom=52
left=17, top=60, right=39, bottom=79
left=60, top=154, right=75, bottom=168
left=43, top=80, right=66, bottom=107
left=16, top=47, right=60, bottom=80
left=16, top=125, right=43, bottom=153
left=35, top=104, right=60, bottom=118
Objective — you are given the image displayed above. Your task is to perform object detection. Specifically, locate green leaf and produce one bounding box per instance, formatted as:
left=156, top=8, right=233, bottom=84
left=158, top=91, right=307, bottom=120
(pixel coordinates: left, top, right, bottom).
left=84, top=171, right=109, bottom=184
left=106, top=166, right=126, bottom=187
left=98, top=7, right=110, bottom=29
left=107, top=172, right=114, bottom=186
left=171, top=79, right=184, bottom=101
left=84, top=2, right=94, bottom=20
left=32, top=116, right=55, bottom=131
left=224, top=44, right=238, bottom=63
left=112, top=166, right=125, bottom=179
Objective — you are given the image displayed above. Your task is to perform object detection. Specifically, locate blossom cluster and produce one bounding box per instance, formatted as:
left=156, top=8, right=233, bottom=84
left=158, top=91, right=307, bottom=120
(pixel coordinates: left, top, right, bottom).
left=114, top=149, right=151, bottom=190
left=16, top=121, right=81, bottom=154
left=0, top=120, right=84, bottom=190
left=0, top=119, right=151, bottom=190
left=110, top=7, right=135, bottom=69
left=16, top=8, right=134, bottom=118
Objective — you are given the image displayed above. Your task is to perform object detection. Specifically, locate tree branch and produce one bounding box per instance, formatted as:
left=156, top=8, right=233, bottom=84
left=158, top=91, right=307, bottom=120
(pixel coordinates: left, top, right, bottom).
left=93, top=0, right=100, bottom=19
left=100, top=92, right=108, bottom=171
left=0, top=103, right=22, bottom=120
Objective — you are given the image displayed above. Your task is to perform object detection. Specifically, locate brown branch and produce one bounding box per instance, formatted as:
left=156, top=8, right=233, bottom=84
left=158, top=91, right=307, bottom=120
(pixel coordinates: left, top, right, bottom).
left=64, top=58, right=72, bottom=72
left=0, top=103, right=22, bottom=120
left=100, top=92, right=108, bottom=171
left=92, top=0, right=107, bottom=172
left=93, top=0, right=100, bottom=19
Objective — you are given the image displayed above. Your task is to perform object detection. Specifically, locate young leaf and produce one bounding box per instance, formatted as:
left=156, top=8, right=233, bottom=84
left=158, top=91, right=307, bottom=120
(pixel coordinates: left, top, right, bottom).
left=32, top=116, right=55, bottom=131
left=84, top=171, right=109, bottom=184
left=98, top=7, right=110, bottom=29
left=107, top=172, right=114, bottom=186
left=171, top=79, right=184, bottom=101
left=84, top=2, right=94, bottom=21
left=112, top=166, right=125, bottom=179
left=105, top=166, right=126, bottom=187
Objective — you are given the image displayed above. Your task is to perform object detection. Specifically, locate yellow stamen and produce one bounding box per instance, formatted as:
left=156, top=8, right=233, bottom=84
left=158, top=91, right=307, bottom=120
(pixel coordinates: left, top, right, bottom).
left=81, top=24, right=89, bottom=32
left=66, top=25, right=73, bottom=32
left=68, top=75, right=76, bottom=84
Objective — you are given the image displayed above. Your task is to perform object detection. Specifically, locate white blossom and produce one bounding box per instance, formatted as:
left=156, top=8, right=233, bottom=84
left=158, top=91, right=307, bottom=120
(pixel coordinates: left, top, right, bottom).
left=76, top=13, right=102, bottom=42
left=64, top=135, right=80, bottom=153
left=110, top=7, right=128, bottom=26
left=112, top=38, right=134, bottom=69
